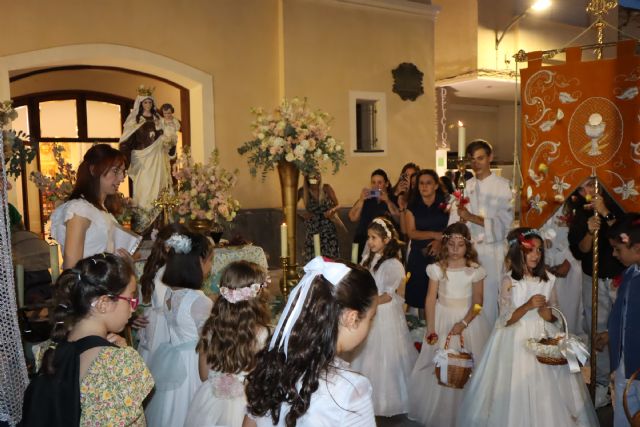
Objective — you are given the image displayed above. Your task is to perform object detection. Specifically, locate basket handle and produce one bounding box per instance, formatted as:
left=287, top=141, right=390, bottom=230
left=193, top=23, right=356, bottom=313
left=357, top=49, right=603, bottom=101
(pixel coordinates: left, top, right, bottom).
left=444, top=332, right=465, bottom=350
left=549, top=306, right=569, bottom=337
left=623, top=368, right=640, bottom=424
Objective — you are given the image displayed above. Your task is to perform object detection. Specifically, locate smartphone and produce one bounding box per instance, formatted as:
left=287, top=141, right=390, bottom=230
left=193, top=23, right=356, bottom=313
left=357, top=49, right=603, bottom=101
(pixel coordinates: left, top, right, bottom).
left=368, top=189, right=381, bottom=198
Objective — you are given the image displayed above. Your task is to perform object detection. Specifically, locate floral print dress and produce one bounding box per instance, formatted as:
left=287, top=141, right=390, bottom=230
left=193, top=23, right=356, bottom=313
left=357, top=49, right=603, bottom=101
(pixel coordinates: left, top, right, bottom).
left=303, top=192, right=340, bottom=262
left=80, top=346, right=154, bottom=427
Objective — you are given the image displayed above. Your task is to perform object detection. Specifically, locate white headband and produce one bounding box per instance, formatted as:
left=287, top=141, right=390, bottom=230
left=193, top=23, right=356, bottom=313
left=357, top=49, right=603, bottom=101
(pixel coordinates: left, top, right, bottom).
left=372, top=218, right=391, bottom=238
left=268, top=256, right=351, bottom=358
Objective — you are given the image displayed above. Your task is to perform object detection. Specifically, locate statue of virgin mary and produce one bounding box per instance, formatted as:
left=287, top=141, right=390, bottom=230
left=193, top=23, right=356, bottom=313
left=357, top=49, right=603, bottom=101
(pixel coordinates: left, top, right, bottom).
left=119, top=86, right=172, bottom=232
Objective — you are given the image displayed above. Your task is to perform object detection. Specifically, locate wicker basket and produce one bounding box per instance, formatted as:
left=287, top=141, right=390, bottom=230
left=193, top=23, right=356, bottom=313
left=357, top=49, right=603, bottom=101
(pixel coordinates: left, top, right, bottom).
left=624, top=368, right=640, bottom=427
left=533, top=307, right=568, bottom=366
left=435, top=333, right=473, bottom=389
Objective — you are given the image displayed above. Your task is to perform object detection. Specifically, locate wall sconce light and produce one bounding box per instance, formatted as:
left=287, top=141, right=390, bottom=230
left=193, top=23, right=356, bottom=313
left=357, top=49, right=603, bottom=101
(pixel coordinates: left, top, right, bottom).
left=495, top=0, right=552, bottom=50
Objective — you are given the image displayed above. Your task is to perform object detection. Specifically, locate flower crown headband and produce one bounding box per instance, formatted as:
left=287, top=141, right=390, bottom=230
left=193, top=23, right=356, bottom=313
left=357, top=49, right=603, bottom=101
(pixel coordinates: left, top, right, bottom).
left=220, top=281, right=268, bottom=304
left=269, top=256, right=350, bottom=358
left=442, top=232, right=471, bottom=242
left=372, top=218, right=392, bottom=238
left=165, top=233, right=192, bottom=254
left=508, top=230, right=541, bottom=249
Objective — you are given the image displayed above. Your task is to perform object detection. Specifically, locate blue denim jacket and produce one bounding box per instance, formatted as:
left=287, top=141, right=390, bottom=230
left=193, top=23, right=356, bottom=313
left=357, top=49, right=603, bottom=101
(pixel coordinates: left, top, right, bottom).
left=608, top=265, right=640, bottom=378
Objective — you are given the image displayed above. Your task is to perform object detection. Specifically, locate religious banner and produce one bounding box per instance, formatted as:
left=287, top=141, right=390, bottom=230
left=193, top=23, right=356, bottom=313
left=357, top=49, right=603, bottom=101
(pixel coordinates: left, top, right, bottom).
left=520, top=40, right=640, bottom=228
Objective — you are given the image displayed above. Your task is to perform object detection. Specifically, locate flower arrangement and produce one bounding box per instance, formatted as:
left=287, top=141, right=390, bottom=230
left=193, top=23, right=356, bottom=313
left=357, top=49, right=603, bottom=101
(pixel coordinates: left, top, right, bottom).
left=1, top=100, right=37, bottom=178
left=172, top=148, right=240, bottom=222
left=29, top=143, right=76, bottom=204
left=238, top=98, right=346, bottom=178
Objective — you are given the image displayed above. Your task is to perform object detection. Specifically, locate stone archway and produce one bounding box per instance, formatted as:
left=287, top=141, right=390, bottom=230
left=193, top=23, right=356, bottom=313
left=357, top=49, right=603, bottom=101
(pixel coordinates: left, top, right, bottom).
left=0, top=43, right=214, bottom=160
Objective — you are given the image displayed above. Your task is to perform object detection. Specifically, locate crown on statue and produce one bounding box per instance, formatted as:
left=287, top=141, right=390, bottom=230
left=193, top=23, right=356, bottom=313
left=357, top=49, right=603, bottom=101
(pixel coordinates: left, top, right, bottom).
left=137, top=85, right=155, bottom=97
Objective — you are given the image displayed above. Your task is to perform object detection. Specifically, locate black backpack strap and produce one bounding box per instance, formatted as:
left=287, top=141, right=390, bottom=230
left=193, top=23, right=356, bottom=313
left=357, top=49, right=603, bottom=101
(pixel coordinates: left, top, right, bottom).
left=22, top=336, right=118, bottom=427
left=73, top=335, right=117, bottom=353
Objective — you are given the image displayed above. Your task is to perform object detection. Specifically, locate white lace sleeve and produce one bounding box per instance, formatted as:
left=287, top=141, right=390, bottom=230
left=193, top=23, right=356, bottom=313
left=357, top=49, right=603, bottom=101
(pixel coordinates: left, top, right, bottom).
left=191, top=294, right=213, bottom=332
left=340, top=375, right=376, bottom=426
left=378, top=259, right=405, bottom=294
left=497, top=275, right=516, bottom=328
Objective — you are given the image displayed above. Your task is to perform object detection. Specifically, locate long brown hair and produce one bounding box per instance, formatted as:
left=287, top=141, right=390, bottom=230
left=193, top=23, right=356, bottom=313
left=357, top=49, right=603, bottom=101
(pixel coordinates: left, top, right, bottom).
left=68, top=144, right=127, bottom=213
left=362, top=216, right=403, bottom=272
left=197, top=261, right=271, bottom=373
left=437, top=222, right=478, bottom=278
left=505, top=227, right=549, bottom=281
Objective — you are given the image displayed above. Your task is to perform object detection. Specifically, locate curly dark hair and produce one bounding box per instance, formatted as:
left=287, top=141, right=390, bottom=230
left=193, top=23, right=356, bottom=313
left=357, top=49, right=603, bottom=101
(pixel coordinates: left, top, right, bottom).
left=437, top=222, right=479, bottom=278
left=362, top=216, right=403, bottom=272
left=505, top=227, right=548, bottom=281
left=42, top=253, right=134, bottom=375
left=139, top=223, right=189, bottom=304
left=245, top=262, right=377, bottom=427
left=197, top=261, right=271, bottom=374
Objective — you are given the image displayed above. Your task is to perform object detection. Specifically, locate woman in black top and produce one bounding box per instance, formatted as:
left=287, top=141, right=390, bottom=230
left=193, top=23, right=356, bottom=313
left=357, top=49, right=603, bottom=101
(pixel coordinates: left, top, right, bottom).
left=348, top=169, right=399, bottom=262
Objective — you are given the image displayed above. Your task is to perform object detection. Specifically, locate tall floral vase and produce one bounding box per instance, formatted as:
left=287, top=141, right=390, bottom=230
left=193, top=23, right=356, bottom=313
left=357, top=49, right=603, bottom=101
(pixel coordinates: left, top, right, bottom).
left=277, top=161, right=299, bottom=266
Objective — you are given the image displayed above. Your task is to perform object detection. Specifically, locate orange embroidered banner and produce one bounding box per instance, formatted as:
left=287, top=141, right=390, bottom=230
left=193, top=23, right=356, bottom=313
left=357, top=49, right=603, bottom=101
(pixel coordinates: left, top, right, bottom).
left=520, top=40, right=640, bottom=228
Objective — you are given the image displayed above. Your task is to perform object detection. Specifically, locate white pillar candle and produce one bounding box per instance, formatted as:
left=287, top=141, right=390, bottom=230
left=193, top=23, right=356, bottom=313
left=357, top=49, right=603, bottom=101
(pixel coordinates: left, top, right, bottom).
left=16, top=264, right=24, bottom=308
left=280, top=223, right=288, bottom=258
left=351, top=243, right=359, bottom=264
left=49, top=244, right=60, bottom=283
left=457, top=121, right=466, bottom=159
left=313, top=234, right=321, bottom=257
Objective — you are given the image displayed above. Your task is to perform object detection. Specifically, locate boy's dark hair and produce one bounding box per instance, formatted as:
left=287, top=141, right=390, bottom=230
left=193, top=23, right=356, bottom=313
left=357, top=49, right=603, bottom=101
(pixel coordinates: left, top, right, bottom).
left=609, top=212, right=640, bottom=246
left=466, top=139, right=493, bottom=157
left=162, top=231, right=213, bottom=289
left=160, top=103, right=174, bottom=113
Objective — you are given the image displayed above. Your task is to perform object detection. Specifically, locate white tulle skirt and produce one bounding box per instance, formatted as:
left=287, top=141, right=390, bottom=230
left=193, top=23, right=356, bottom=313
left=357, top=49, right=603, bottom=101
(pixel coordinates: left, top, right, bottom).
left=408, top=299, right=491, bottom=427
left=184, top=371, right=247, bottom=427
left=351, top=295, right=418, bottom=417
left=456, top=310, right=598, bottom=427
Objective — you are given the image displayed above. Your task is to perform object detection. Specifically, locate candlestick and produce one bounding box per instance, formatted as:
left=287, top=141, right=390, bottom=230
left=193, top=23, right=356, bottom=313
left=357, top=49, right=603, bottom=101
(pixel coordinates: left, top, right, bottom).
left=16, top=264, right=24, bottom=308
left=351, top=243, right=359, bottom=264
left=280, top=223, right=288, bottom=258
left=313, top=234, right=321, bottom=257
left=457, top=121, right=466, bottom=159
left=49, top=243, right=60, bottom=283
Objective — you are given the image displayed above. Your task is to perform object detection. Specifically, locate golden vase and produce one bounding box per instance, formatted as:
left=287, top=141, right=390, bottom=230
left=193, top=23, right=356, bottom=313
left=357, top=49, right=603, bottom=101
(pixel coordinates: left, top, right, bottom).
left=277, top=161, right=299, bottom=266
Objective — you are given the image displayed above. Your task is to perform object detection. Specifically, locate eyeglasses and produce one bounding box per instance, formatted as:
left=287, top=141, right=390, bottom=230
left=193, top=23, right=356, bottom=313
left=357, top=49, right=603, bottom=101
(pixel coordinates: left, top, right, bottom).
left=109, top=295, right=139, bottom=310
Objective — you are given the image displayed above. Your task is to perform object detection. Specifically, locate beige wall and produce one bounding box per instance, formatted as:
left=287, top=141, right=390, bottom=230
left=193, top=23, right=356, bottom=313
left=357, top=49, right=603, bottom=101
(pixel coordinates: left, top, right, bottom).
left=433, top=0, right=478, bottom=81
left=3, top=0, right=437, bottom=210
left=281, top=0, right=438, bottom=205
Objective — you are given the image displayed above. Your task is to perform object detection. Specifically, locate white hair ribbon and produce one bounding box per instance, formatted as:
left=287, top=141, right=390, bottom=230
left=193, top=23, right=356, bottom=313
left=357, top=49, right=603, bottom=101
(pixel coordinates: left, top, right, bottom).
left=268, top=256, right=351, bottom=358
left=372, top=217, right=391, bottom=237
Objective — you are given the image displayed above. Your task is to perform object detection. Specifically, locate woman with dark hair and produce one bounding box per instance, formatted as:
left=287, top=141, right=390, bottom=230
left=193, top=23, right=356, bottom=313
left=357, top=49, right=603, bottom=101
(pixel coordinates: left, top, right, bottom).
left=297, top=173, right=341, bottom=262
left=403, top=169, right=449, bottom=317
left=348, top=168, right=399, bottom=261
left=145, top=231, right=214, bottom=427
left=244, top=257, right=378, bottom=426
left=22, top=253, right=154, bottom=427
left=50, top=144, right=129, bottom=269
left=393, top=163, right=419, bottom=209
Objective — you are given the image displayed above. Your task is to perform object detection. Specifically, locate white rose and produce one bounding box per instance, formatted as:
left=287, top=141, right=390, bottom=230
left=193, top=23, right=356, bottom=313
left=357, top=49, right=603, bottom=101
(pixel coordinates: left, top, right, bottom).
left=294, top=145, right=306, bottom=157
left=258, top=133, right=265, bottom=140
left=285, top=152, right=295, bottom=162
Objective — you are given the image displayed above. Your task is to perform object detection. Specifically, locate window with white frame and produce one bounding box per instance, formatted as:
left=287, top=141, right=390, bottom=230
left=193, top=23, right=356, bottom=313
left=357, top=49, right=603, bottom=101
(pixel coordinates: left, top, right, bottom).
left=349, top=91, right=387, bottom=155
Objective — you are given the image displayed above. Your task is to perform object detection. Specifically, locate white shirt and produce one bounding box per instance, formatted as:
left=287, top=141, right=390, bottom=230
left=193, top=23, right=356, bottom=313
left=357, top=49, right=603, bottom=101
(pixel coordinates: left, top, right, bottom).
left=50, top=198, right=117, bottom=259
left=254, top=359, right=375, bottom=426
left=449, top=172, right=513, bottom=245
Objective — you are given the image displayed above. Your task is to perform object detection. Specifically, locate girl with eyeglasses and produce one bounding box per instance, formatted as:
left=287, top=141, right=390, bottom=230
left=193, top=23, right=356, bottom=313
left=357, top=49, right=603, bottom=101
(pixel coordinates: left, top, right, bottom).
left=22, top=253, right=153, bottom=427
left=50, top=144, right=134, bottom=269
left=144, top=231, right=214, bottom=427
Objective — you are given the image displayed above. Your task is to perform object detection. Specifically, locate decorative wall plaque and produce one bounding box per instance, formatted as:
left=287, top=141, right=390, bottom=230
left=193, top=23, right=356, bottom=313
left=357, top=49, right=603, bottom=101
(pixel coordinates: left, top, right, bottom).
left=392, top=63, right=424, bottom=101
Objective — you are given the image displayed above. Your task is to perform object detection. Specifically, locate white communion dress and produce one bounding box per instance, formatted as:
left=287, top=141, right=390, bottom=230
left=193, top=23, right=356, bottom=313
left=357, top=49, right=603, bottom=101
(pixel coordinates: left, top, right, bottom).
left=456, top=273, right=598, bottom=427
left=408, top=263, right=491, bottom=427
left=351, top=254, right=417, bottom=416
left=145, top=288, right=212, bottom=427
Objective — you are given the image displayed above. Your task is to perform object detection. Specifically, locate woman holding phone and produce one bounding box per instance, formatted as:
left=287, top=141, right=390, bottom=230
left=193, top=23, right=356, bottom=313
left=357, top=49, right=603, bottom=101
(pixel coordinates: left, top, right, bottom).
left=349, top=169, right=399, bottom=262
